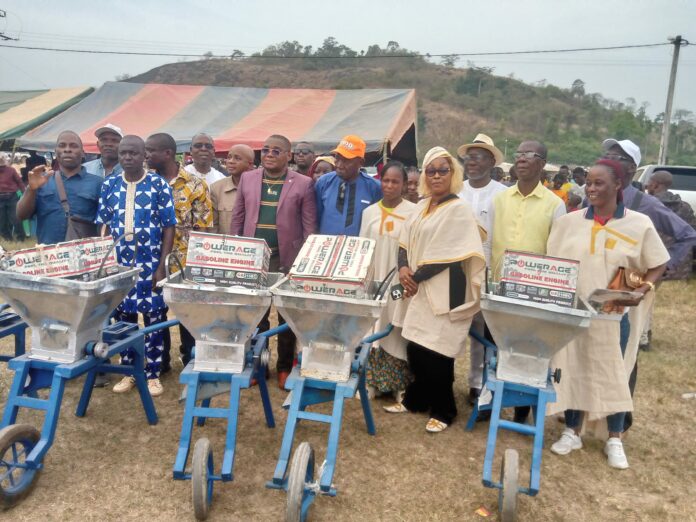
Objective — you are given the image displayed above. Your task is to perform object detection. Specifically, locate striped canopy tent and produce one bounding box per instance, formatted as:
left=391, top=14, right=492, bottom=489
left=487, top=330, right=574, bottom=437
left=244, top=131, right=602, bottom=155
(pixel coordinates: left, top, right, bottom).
left=0, top=87, right=94, bottom=145
left=17, top=81, right=417, bottom=164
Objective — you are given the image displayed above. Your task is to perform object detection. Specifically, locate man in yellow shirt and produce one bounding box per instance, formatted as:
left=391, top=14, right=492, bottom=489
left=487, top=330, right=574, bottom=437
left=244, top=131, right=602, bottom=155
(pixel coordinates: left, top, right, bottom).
left=491, top=140, right=566, bottom=277
left=490, top=140, right=566, bottom=423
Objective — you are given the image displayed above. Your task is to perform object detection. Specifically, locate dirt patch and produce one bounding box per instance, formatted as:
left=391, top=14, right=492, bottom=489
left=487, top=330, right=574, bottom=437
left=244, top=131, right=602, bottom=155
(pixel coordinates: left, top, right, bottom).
left=0, top=281, right=695, bottom=521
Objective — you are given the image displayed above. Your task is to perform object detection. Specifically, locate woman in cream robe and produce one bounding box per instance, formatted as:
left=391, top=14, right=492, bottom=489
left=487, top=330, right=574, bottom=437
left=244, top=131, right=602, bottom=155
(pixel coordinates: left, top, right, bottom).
left=385, top=147, right=485, bottom=433
left=360, top=161, right=416, bottom=398
left=546, top=159, right=668, bottom=469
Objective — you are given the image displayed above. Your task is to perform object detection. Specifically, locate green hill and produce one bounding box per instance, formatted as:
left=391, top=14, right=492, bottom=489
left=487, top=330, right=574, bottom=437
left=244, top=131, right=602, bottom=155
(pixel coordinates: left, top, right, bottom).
left=129, top=39, right=696, bottom=166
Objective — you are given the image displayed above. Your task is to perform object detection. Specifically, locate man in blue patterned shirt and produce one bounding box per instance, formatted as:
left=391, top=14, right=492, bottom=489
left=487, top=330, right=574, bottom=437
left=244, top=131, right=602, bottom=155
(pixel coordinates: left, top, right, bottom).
left=97, top=135, right=176, bottom=397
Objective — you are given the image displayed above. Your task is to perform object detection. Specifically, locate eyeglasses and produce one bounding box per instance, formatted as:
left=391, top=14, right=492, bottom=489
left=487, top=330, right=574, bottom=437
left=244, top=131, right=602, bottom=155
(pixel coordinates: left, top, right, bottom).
left=603, top=153, right=632, bottom=162
left=513, top=151, right=545, bottom=161
left=461, top=153, right=491, bottom=163
left=261, top=147, right=284, bottom=157
left=192, top=142, right=214, bottom=150
left=424, top=167, right=451, bottom=177
left=294, top=148, right=313, bottom=155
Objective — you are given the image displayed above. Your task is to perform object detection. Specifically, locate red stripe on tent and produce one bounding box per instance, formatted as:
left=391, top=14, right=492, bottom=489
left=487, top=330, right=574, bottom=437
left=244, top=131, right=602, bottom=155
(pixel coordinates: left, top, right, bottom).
left=215, top=89, right=336, bottom=150
left=80, top=84, right=205, bottom=153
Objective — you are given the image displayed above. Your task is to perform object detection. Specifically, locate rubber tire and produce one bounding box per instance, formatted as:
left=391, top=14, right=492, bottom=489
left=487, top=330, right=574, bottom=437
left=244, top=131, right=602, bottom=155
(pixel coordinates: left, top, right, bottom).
left=192, top=437, right=213, bottom=521
left=0, top=424, right=41, bottom=510
left=286, top=442, right=315, bottom=522
left=499, top=449, right=519, bottom=522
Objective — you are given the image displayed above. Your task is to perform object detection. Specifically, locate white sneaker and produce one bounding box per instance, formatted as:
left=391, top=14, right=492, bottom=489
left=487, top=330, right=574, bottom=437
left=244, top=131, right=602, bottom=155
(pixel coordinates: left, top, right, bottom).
left=147, top=378, right=164, bottom=397
left=604, top=437, right=629, bottom=469
left=112, top=376, right=136, bottom=393
left=550, top=428, right=583, bottom=455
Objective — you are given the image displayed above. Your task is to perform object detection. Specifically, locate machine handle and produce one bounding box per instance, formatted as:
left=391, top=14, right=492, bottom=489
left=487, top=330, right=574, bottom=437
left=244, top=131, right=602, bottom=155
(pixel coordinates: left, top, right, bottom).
left=361, top=324, right=394, bottom=344
left=139, top=319, right=180, bottom=336
left=258, top=323, right=291, bottom=338
left=97, top=232, right=139, bottom=279
left=374, top=267, right=397, bottom=301
left=164, top=252, right=186, bottom=281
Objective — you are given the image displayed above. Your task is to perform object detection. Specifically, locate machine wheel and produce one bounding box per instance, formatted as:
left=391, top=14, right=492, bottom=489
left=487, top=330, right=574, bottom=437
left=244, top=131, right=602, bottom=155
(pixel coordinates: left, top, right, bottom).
left=286, top=442, right=315, bottom=522
left=0, top=424, right=41, bottom=510
left=192, top=437, right=214, bottom=521
left=499, top=449, right=519, bottom=522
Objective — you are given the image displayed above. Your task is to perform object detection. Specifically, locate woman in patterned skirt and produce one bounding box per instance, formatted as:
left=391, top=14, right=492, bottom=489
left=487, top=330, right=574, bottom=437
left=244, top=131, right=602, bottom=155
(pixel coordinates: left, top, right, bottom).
left=360, top=161, right=416, bottom=402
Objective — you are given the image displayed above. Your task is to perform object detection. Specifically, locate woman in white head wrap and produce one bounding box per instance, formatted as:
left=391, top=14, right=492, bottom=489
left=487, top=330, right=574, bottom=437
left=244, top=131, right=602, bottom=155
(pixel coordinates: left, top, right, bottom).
left=385, top=146, right=486, bottom=433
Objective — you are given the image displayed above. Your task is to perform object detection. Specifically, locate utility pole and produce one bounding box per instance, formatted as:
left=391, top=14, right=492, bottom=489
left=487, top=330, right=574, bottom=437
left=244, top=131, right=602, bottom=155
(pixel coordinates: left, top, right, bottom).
left=658, top=35, right=688, bottom=165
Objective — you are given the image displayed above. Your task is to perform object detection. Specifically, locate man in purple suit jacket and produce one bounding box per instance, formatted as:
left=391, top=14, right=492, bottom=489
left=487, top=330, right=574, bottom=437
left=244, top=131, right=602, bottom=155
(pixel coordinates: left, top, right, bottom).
left=231, top=134, right=317, bottom=388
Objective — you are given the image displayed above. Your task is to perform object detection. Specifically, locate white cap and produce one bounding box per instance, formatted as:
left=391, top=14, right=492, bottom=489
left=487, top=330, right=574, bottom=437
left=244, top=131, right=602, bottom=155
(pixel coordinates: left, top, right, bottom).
left=602, top=138, right=641, bottom=167
left=94, top=123, right=123, bottom=139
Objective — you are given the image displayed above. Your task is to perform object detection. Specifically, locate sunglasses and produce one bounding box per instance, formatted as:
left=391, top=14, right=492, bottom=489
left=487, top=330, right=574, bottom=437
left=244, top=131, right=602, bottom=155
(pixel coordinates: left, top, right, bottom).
left=603, top=153, right=632, bottom=163
left=424, top=167, right=451, bottom=177
left=513, top=151, right=545, bottom=161
left=192, top=142, right=214, bottom=150
left=294, top=148, right=313, bottom=155
left=261, top=147, right=284, bottom=157
left=461, top=153, right=492, bottom=163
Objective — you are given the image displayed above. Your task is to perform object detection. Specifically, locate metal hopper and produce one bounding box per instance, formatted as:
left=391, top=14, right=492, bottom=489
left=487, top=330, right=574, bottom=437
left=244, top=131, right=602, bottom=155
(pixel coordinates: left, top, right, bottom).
left=0, top=267, right=140, bottom=363
left=270, top=277, right=386, bottom=382
left=481, top=283, right=592, bottom=388
left=160, top=271, right=282, bottom=373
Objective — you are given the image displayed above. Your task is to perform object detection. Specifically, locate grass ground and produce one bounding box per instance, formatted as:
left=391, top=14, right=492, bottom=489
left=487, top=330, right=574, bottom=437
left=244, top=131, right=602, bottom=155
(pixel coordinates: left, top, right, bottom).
left=0, top=266, right=694, bottom=521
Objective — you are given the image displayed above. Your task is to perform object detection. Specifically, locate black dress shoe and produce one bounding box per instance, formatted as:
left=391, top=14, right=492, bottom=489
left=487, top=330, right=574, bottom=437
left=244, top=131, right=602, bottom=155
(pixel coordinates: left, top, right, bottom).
left=476, top=409, right=491, bottom=422
left=468, top=387, right=481, bottom=406
left=513, top=407, right=530, bottom=424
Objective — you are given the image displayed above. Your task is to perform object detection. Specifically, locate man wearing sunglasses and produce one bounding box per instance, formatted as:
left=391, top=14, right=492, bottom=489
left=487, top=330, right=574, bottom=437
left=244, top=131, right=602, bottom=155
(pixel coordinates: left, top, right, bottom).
left=456, top=133, right=507, bottom=412
left=293, top=142, right=315, bottom=177
left=315, top=135, right=382, bottom=236
left=184, top=133, right=226, bottom=186
left=231, top=134, right=317, bottom=388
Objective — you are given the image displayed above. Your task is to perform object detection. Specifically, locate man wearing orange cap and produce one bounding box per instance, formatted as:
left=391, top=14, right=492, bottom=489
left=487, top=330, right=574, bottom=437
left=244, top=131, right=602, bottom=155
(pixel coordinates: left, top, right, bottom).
left=315, top=135, right=382, bottom=236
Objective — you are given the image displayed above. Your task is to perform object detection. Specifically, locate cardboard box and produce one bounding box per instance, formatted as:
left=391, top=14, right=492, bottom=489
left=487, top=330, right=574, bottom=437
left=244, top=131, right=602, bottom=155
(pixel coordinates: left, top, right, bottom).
left=184, top=232, right=270, bottom=288
left=1, top=237, right=117, bottom=280
left=499, top=250, right=579, bottom=307
left=289, top=235, right=376, bottom=298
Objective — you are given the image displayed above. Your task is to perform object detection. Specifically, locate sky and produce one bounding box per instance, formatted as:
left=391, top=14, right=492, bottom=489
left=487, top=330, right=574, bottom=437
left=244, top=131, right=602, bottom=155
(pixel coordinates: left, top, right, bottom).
left=1, top=0, right=695, bottom=118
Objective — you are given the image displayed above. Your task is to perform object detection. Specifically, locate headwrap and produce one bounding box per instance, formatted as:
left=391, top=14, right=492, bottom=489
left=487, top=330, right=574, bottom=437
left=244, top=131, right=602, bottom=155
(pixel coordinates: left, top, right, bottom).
left=594, top=158, right=626, bottom=203
left=419, top=146, right=463, bottom=197
left=307, top=155, right=335, bottom=178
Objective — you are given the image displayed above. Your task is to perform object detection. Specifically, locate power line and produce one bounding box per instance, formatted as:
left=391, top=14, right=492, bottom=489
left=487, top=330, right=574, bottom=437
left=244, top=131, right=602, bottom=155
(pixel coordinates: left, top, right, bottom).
left=0, top=41, right=678, bottom=59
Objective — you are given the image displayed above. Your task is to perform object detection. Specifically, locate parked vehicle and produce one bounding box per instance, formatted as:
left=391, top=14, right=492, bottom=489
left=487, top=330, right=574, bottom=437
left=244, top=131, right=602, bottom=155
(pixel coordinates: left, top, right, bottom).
left=633, top=165, right=696, bottom=209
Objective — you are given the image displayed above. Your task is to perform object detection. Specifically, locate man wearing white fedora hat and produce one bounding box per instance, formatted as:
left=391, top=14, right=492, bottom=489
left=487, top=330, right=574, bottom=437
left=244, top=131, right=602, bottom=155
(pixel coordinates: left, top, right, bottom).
left=456, top=133, right=508, bottom=411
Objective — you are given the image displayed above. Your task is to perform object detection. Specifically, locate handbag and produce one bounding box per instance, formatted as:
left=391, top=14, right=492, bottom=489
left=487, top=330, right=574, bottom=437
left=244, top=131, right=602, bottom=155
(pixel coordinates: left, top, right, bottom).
left=603, top=266, right=646, bottom=313
left=53, top=171, right=98, bottom=241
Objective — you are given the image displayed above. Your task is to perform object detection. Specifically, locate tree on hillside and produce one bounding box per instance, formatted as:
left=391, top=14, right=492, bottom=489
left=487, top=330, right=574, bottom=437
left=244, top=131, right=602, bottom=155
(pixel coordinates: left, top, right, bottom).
left=571, top=79, right=585, bottom=98
left=441, top=54, right=459, bottom=67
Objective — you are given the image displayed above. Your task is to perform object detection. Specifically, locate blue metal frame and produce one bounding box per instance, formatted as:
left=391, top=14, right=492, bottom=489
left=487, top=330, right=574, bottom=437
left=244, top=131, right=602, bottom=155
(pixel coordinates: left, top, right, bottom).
left=0, top=319, right=178, bottom=475
left=0, top=308, right=27, bottom=363
left=464, top=328, right=556, bottom=497
left=266, top=324, right=393, bottom=499
left=173, top=332, right=276, bottom=484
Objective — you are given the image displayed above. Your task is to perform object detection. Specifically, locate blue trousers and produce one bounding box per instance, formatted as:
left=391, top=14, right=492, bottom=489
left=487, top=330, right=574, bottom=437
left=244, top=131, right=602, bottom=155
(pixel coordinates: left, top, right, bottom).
left=114, top=308, right=166, bottom=379
left=565, top=314, right=630, bottom=433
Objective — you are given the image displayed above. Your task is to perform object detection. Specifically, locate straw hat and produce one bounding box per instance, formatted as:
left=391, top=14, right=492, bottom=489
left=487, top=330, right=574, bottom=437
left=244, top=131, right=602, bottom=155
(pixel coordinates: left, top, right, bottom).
left=457, top=133, right=504, bottom=166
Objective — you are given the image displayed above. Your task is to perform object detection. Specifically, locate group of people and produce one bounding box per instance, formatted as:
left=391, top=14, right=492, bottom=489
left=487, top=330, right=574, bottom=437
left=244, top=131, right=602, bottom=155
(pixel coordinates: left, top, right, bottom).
left=8, top=124, right=696, bottom=471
